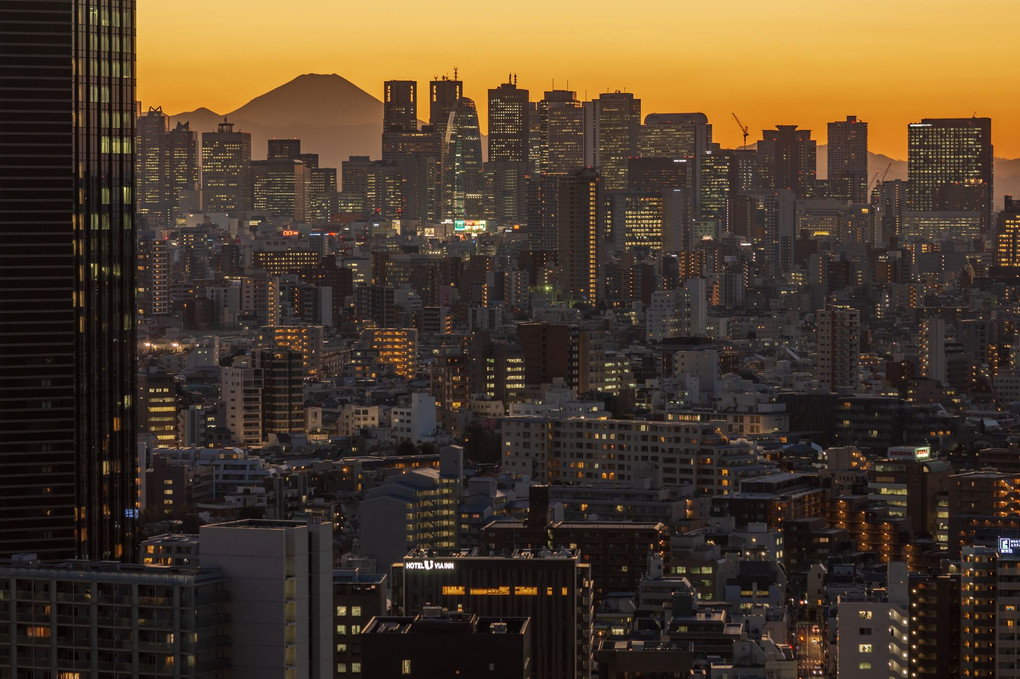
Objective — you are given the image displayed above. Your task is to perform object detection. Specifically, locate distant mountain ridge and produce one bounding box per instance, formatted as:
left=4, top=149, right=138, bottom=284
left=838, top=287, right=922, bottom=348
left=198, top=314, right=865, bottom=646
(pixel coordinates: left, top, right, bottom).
left=819, top=146, right=1020, bottom=207
left=169, top=74, right=1020, bottom=204
left=170, top=73, right=383, bottom=170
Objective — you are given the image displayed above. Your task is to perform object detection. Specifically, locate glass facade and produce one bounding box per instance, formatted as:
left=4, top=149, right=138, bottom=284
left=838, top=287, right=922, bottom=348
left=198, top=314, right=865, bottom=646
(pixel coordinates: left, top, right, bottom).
left=441, top=98, right=483, bottom=219
left=0, top=0, right=137, bottom=560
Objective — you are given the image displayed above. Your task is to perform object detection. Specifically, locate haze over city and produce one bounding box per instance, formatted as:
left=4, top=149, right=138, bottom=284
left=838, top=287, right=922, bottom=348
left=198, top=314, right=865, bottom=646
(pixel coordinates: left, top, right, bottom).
left=138, top=0, right=1019, bottom=158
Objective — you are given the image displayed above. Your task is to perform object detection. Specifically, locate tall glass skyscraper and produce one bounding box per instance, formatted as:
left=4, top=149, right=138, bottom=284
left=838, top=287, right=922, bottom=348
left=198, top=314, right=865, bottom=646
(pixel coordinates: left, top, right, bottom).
left=441, top=98, right=483, bottom=219
left=0, top=0, right=137, bottom=560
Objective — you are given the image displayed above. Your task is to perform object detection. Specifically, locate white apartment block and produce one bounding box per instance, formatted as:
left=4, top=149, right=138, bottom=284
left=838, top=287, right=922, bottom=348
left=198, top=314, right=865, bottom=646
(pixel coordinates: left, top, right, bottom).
left=502, top=416, right=769, bottom=495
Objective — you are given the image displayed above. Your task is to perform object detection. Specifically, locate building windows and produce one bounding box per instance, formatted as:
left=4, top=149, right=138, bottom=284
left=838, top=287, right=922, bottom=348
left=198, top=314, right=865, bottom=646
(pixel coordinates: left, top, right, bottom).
left=402, top=659, right=411, bottom=675
left=858, top=643, right=872, bottom=653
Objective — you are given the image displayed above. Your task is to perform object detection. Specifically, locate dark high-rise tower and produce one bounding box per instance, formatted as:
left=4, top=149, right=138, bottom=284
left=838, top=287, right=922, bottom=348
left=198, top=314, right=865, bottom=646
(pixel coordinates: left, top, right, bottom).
left=538, top=90, right=586, bottom=176
left=136, top=108, right=198, bottom=227
left=488, top=78, right=530, bottom=163
left=267, top=138, right=301, bottom=160
left=757, top=125, right=817, bottom=198
left=382, top=80, right=440, bottom=221
left=384, top=80, right=418, bottom=133
left=136, top=106, right=169, bottom=224
left=827, top=115, right=869, bottom=203
left=202, top=119, right=252, bottom=214
left=486, top=77, right=530, bottom=226
left=164, top=121, right=199, bottom=225
left=429, top=75, right=464, bottom=145
left=907, top=117, right=993, bottom=229
left=639, top=112, right=711, bottom=214
left=558, top=169, right=602, bottom=304
left=0, top=0, right=137, bottom=560
left=595, top=92, right=641, bottom=191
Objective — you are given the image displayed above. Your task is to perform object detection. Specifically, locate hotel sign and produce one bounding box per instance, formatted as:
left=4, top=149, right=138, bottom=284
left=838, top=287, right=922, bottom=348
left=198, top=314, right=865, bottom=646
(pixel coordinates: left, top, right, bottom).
left=406, top=559, right=455, bottom=571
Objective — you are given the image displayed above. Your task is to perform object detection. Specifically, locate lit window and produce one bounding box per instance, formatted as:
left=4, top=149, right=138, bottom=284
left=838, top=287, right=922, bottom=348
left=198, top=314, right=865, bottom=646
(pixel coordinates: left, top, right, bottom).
left=859, top=643, right=872, bottom=653
left=402, top=659, right=411, bottom=675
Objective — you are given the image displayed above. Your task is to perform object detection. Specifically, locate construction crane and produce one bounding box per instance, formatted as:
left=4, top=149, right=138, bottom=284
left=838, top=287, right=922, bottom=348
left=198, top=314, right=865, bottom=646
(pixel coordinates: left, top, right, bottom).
left=866, top=171, right=881, bottom=196
left=731, top=113, right=749, bottom=150
left=867, top=164, right=894, bottom=197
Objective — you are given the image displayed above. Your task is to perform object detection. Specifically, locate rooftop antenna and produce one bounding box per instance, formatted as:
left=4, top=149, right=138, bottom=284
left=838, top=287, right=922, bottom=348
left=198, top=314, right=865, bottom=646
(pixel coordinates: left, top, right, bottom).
left=453, top=66, right=458, bottom=81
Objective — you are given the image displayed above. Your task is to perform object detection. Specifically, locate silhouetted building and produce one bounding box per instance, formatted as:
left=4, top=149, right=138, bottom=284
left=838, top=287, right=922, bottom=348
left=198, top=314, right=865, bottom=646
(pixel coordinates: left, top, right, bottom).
left=136, top=107, right=199, bottom=227
left=267, top=137, right=301, bottom=160
left=252, top=157, right=309, bottom=221
left=827, top=115, right=868, bottom=203
left=429, top=75, right=463, bottom=144
left=392, top=548, right=593, bottom=679
left=872, top=179, right=907, bottom=241
left=363, top=610, right=531, bottom=679
left=639, top=112, right=710, bottom=212
left=539, top=90, right=586, bottom=175
left=384, top=80, right=418, bottom=133
left=558, top=169, right=602, bottom=303
left=203, top=120, right=252, bottom=214
left=595, top=92, right=641, bottom=191
left=488, top=78, right=530, bottom=163
left=757, top=125, right=816, bottom=198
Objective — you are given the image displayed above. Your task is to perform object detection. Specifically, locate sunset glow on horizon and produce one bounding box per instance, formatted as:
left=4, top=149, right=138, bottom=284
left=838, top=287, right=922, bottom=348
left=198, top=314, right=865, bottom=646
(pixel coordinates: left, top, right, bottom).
left=138, top=0, right=1019, bottom=158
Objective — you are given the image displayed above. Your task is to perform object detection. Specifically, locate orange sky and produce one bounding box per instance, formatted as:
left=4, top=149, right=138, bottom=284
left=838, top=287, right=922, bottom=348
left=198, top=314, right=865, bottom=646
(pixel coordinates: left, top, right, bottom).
left=138, top=0, right=1018, bottom=159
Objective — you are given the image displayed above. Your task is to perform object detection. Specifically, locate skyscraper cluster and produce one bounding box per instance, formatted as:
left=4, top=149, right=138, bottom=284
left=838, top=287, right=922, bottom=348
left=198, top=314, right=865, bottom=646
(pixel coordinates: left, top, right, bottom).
left=3, top=2, right=1020, bottom=676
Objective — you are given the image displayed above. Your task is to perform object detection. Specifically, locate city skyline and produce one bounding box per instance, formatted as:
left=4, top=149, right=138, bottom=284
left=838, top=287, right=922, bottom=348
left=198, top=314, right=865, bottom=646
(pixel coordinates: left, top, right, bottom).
left=137, top=0, right=1018, bottom=158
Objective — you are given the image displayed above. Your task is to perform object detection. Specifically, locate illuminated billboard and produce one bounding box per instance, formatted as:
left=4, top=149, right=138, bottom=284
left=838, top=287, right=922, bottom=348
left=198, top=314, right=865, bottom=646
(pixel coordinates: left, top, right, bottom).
left=454, top=219, right=487, bottom=233
left=887, top=445, right=931, bottom=460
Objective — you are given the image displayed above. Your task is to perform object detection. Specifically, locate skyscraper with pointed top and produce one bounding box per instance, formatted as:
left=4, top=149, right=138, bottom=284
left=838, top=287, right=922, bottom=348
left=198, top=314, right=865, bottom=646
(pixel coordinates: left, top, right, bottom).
left=441, top=98, right=484, bottom=219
